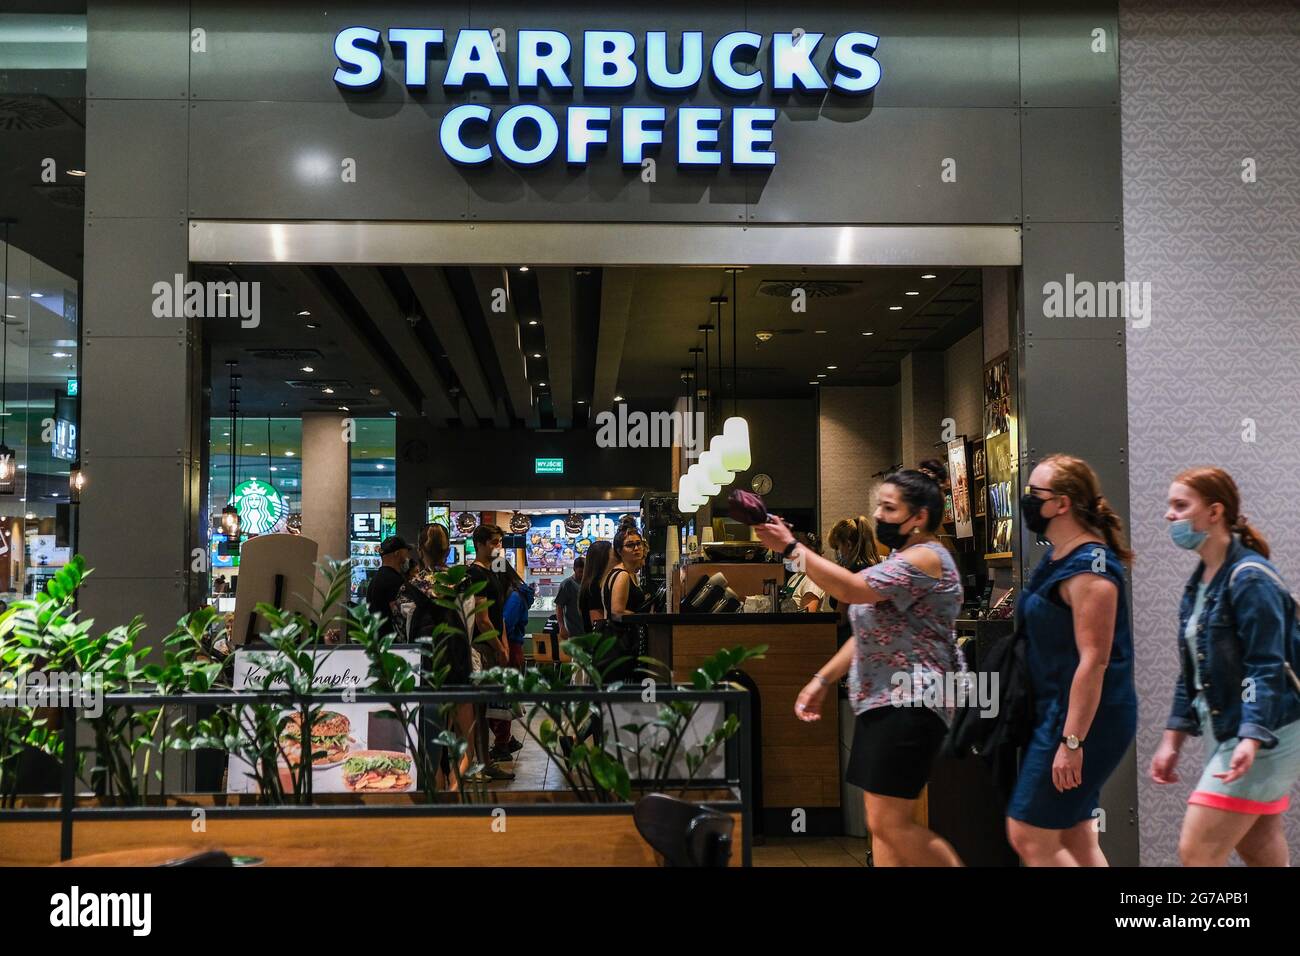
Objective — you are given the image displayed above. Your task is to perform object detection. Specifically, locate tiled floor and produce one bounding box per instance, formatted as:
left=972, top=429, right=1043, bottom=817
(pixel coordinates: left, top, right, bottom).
left=753, top=836, right=870, bottom=867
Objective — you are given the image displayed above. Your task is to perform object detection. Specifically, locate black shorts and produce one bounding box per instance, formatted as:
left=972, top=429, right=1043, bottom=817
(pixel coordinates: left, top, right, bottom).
left=845, top=706, right=947, bottom=799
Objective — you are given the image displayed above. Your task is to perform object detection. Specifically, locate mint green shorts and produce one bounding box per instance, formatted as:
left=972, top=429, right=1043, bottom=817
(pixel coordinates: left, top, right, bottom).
left=1190, top=697, right=1300, bottom=815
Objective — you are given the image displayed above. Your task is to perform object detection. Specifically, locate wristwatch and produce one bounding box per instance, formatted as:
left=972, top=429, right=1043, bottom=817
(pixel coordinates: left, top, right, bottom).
left=781, top=540, right=799, bottom=559
left=1060, top=734, right=1083, bottom=750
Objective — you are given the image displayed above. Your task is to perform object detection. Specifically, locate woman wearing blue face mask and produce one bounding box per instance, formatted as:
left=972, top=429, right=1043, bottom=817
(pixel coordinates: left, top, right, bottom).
left=1151, top=467, right=1300, bottom=866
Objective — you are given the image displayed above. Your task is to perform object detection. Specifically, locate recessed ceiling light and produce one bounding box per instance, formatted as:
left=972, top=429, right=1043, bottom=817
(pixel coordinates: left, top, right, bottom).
left=861, top=331, right=874, bottom=336
left=301, top=365, right=314, bottom=372
left=222, top=431, right=229, bottom=437
left=817, top=373, right=827, bottom=378
left=518, top=265, right=530, bottom=272
left=6, top=295, right=18, bottom=300
left=889, top=305, right=903, bottom=311
left=284, top=451, right=294, bottom=457
left=814, top=329, right=827, bottom=334
left=538, top=381, right=547, bottom=387
left=532, top=352, right=542, bottom=358
left=338, top=405, right=349, bottom=411
left=322, top=387, right=334, bottom=394
left=527, top=320, right=538, bottom=326
left=29, top=293, right=43, bottom=299
left=306, top=322, right=320, bottom=329
left=297, top=310, right=311, bottom=316
left=613, top=394, right=624, bottom=402
left=808, top=381, right=819, bottom=385
left=260, top=452, right=268, bottom=457
left=826, top=365, right=837, bottom=370
left=576, top=399, right=586, bottom=404
left=67, top=169, right=86, bottom=177
left=376, top=464, right=386, bottom=470
left=51, top=351, right=70, bottom=358
left=905, top=291, right=919, bottom=296
left=244, top=442, right=253, bottom=447
left=921, top=273, right=937, bottom=280
left=270, top=466, right=278, bottom=472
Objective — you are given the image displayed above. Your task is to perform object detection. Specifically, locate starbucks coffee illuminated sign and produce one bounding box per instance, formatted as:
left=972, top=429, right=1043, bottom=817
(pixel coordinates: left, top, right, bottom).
left=229, top=478, right=286, bottom=536
left=332, top=28, right=881, bottom=167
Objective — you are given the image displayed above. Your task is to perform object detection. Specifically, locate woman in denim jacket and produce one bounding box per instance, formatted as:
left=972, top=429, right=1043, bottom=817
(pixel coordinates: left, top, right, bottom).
left=1151, top=467, right=1300, bottom=866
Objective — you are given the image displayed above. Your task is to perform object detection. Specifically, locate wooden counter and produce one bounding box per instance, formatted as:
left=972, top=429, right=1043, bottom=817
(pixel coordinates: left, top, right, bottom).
left=626, top=612, right=841, bottom=829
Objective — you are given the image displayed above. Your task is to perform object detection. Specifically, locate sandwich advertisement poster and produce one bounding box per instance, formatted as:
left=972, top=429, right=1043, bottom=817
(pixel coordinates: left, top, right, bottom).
left=226, top=647, right=420, bottom=795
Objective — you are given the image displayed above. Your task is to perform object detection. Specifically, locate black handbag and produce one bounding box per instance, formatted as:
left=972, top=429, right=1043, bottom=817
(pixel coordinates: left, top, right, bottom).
left=942, top=624, right=1034, bottom=760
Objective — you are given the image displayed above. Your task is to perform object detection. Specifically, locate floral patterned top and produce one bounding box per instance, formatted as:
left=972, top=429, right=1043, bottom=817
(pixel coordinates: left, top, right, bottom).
left=847, top=541, right=963, bottom=723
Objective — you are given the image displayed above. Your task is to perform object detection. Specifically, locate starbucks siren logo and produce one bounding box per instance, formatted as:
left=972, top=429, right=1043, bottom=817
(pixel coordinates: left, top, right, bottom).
left=229, top=478, right=286, bottom=536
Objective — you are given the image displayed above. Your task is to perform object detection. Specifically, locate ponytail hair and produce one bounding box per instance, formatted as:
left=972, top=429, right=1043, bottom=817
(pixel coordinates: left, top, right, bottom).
left=1174, top=466, right=1270, bottom=558
left=828, top=515, right=881, bottom=568
left=1041, top=454, right=1134, bottom=567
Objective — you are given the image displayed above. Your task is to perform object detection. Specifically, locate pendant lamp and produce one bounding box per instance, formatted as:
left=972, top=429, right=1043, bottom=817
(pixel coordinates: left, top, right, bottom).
left=688, top=462, right=720, bottom=497
left=700, top=449, right=733, bottom=487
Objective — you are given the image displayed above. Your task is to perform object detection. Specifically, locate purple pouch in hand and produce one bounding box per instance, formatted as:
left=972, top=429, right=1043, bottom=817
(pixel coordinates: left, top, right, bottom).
left=727, top=489, right=769, bottom=526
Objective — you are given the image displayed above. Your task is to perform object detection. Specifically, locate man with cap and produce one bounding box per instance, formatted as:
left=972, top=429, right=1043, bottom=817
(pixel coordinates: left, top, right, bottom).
left=367, top=535, right=413, bottom=636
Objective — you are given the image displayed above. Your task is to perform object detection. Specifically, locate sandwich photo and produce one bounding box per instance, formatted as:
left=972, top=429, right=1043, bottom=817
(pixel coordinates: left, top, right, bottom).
left=341, top=750, right=414, bottom=792
left=280, top=710, right=352, bottom=767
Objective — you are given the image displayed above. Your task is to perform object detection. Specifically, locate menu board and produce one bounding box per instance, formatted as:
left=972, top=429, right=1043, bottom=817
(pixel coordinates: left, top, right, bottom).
left=525, top=512, right=629, bottom=575
left=227, top=646, right=421, bottom=795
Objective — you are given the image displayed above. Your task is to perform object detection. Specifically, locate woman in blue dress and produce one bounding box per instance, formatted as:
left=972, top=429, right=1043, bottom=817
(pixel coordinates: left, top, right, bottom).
left=1007, top=454, right=1138, bottom=866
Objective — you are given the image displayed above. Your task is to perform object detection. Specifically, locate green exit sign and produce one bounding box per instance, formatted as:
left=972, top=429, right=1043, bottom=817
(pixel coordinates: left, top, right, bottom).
left=66, top=378, right=78, bottom=396
left=534, top=457, right=564, bottom=475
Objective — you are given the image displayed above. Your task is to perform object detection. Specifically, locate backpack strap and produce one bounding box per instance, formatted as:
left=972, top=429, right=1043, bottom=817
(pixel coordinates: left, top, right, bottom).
left=1227, top=560, right=1300, bottom=694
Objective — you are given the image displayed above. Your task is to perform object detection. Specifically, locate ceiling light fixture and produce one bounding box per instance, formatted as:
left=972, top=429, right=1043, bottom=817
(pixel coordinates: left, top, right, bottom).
left=518, top=265, right=530, bottom=272
left=306, top=322, right=320, bottom=329
left=905, top=291, right=919, bottom=296
left=862, top=331, right=875, bottom=336
left=826, top=365, right=837, bottom=370
left=301, top=365, right=314, bottom=372
left=29, top=292, right=42, bottom=299
left=67, top=169, right=86, bottom=177
left=297, top=310, right=311, bottom=316
left=921, top=273, right=937, bottom=279
left=613, top=394, right=624, bottom=402
left=527, top=320, right=538, bottom=326
left=889, top=305, right=903, bottom=311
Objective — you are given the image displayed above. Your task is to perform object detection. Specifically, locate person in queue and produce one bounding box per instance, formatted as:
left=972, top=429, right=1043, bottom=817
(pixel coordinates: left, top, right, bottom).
left=395, top=522, right=474, bottom=788
left=1151, top=467, right=1300, bottom=866
left=602, top=525, right=649, bottom=623
left=1007, top=454, right=1137, bottom=866
left=367, top=535, right=413, bottom=636
left=555, top=555, right=586, bottom=642
left=784, top=530, right=827, bottom=612
left=754, top=459, right=964, bottom=866
left=827, top=516, right=881, bottom=643
left=580, top=540, right=613, bottom=633
left=465, top=522, right=514, bottom=781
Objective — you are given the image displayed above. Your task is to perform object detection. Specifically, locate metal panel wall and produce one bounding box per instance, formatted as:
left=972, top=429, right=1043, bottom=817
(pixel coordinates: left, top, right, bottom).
left=1016, top=3, right=1136, bottom=865
left=81, top=7, right=199, bottom=651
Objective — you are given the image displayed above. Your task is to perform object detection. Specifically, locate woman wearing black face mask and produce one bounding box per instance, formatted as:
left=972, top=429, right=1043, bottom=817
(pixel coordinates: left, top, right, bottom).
left=754, top=459, right=964, bottom=866
left=1006, top=454, right=1136, bottom=866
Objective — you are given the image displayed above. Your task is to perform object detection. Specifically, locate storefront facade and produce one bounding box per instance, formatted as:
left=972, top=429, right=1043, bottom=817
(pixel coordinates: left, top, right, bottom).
left=72, top=2, right=1137, bottom=860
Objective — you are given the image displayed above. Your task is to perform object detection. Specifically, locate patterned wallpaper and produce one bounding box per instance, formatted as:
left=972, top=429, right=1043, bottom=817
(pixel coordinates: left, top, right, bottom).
left=1120, top=0, right=1300, bottom=865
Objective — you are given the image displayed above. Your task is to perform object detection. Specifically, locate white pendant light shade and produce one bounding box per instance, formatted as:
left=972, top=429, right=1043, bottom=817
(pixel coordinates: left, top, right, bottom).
left=700, top=448, right=733, bottom=487
left=688, top=462, right=721, bottom=497
left=721, top=416, right=751, bottom=471
left=678, top=471, right=705, bottom=510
